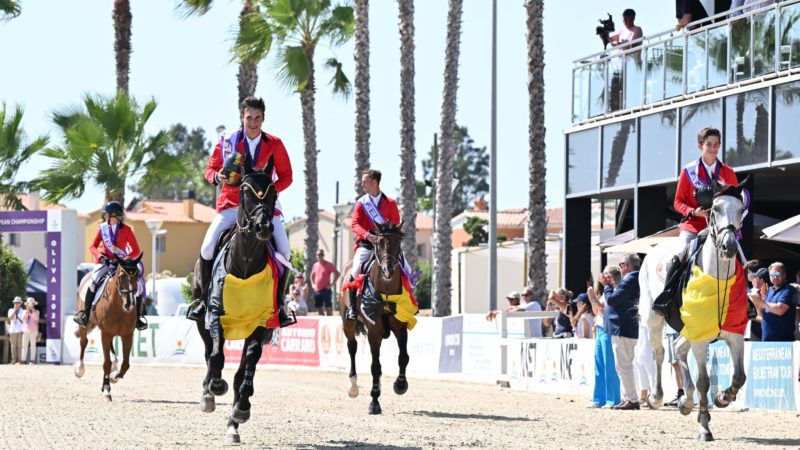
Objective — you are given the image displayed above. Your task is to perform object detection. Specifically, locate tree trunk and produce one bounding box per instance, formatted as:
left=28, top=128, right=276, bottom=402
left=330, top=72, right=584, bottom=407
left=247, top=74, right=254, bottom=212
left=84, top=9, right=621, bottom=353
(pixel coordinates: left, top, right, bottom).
left=353, top=0, right=371, bottom=198
left=526, top=0, right=547, bottom=301
left=237, top=0, right=258, bottom=107
left=432, top=0, right=462, bottom=317
left=113, top=0, right=132, bottom=95
left=398, top=0, right=417, bottom=270
left=301, top=58, right=319, bottom=291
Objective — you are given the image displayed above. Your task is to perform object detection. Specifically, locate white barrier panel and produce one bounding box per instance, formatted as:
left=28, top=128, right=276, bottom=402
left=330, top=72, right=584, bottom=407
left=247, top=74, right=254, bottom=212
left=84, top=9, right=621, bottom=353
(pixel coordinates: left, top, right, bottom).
left=506, top=338, right=595, bottom=396
left=62, top=316, right=206, bottom=366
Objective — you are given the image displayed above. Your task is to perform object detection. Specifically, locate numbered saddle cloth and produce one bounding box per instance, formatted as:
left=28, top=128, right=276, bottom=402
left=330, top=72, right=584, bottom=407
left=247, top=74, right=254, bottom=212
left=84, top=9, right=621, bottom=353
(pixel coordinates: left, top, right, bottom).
left=680, top=262, right=748, bottom=342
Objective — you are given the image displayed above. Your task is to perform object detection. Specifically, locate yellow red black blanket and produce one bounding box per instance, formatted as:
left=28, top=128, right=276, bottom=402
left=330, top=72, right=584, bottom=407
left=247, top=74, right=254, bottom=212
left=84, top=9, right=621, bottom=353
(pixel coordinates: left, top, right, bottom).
left=342, top=274, right=419, bottom=330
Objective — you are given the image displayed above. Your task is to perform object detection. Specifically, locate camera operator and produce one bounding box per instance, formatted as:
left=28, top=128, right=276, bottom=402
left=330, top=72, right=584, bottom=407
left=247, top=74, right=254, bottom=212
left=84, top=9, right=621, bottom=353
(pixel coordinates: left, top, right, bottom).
left=609, top=9, right=643, bottom=47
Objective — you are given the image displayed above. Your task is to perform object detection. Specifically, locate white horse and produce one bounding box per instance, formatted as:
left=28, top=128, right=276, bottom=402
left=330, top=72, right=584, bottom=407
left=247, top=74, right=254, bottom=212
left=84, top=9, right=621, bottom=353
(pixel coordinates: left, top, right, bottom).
left=639, top=180, right=748, bottom=441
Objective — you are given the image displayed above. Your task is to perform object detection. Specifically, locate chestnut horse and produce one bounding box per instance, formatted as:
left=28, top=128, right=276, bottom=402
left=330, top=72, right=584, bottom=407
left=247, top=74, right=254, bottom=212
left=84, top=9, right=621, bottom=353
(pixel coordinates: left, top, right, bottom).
left=74, top=254, right=143, bottom=401
left=342, top=222, right=412, bottom=414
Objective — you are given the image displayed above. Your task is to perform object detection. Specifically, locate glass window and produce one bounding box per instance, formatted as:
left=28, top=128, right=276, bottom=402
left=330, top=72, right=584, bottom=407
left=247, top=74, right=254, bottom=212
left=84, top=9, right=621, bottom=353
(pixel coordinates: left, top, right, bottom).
left=680, top=99, right=722, bottom=168
left=686, top=31, right=707, bottom=93
left=707, top=26, right=728, bottom=88
left=607, top=56, right=624, bottom=113
left=589, top=62, right=606, bottom=117
left=753, top=10, right=776, bottom=77
left=624, top=50, right=644, bottom=109
left=665, top=38, right=685, bottom=98
left=779, top=2, right=800, bottom=70
left=567, top=129, right=599, bottom=195
left=9, top=233, right=19, bottom=247
left=156, top=235, right=167, bottom=252
left=640, top=111, right=678, bottom=182
left=724, top=88, right=769, bottom=167
left=645, top=45, right=665, bottom=103
left=774, top=80, right=800, bottom=161
left=572, top=66, right=589, bottom=122
left=602, top=119, right=637, bottom=188
left=731, top=17, right=752, bottom=82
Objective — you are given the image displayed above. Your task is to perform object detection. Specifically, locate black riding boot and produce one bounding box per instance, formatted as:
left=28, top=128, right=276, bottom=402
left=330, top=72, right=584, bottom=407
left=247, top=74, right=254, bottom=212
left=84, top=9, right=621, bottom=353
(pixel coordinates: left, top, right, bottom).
left=187, top=257, right=213, bottom=322
left=275, top=268, right=296, bottom=328
left=74, top=285, right=95, bottom=327
left=135, top=296, right=148, bottom=331
left=346, top=276, right=358, bottom=321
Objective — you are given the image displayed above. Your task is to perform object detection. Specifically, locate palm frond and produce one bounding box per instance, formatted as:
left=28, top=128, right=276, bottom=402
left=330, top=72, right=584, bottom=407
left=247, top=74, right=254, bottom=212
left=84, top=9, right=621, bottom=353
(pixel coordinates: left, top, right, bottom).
left=266, top=0, right=302, bottom=28
left=232, top=10, right=275, bottom=64
left=318, top=5, right=354, bottom=45
left=0, top=0, right=21, bottom=21
left=324, top=57, right=351, bottom=99
left=174, top=0, right=214, bottom=18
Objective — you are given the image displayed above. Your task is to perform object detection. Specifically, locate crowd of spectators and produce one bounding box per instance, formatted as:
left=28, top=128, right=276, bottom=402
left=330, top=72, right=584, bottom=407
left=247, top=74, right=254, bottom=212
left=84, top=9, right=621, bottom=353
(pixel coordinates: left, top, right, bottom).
left=5, top=296, right=40, bottom=365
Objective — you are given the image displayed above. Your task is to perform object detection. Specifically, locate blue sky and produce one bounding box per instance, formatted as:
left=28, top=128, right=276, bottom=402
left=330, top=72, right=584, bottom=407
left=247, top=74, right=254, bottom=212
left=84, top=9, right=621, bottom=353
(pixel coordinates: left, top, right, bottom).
left=1, top=1, right=674, bottom=219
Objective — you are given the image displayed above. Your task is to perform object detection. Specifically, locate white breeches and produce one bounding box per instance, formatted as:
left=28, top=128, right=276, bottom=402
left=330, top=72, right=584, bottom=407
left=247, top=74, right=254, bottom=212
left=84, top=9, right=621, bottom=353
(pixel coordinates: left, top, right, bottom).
left=90, top=263, right=111, bottom=285
left=200, top=207, right=289, bottom=261
left=350, top=246, right=412, bottom=278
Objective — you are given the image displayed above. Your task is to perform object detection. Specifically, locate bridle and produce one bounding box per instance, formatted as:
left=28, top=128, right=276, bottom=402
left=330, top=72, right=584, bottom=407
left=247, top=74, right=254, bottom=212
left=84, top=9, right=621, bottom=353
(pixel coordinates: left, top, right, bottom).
left=372, top=228, right=404, bottom=277
left=704, top=193, right=744, bottom=329
left=236, top=179, right=276, bottom=233
left=114, top=262, right=139, bottom=311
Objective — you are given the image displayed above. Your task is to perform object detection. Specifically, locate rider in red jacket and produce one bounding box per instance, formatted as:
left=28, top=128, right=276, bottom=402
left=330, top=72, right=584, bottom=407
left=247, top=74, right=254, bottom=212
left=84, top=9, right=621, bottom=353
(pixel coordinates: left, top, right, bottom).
left=674, top=127, right=738, bottom=249
left=76, top=201, right=147, bottom=330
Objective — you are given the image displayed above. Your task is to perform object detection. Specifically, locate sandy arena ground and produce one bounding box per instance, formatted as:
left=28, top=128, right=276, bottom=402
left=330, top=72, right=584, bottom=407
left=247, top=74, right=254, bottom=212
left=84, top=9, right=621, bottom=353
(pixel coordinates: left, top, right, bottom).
left=0, top=364, right=798, bottom=449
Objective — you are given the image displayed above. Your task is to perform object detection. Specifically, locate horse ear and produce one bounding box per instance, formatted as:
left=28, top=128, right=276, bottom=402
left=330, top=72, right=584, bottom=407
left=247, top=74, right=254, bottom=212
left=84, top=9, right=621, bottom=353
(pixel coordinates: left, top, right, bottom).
left=737, top=175, right=751, bottom=189
left=264, top=155, right=274, bottom=177
left=134, top=253, right=143, bottom=265
left=398, top=220, right=404, bottom=231
left=712, top=178, right=723, bottom=193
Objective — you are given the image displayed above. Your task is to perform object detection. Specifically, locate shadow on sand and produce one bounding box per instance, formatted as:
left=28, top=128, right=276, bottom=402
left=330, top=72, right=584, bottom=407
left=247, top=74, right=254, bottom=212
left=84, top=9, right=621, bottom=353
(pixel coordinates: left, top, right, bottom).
left=403, top=410, right=538, bottom=422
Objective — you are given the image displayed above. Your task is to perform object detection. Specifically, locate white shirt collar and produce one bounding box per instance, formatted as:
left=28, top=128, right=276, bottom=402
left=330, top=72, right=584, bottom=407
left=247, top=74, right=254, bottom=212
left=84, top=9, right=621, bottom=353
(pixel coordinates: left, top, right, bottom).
left=702, top=159, right=717, bottom=176
left=245, top=133, right=261, bottom=158
left=368, top=192, right=382, bottom=204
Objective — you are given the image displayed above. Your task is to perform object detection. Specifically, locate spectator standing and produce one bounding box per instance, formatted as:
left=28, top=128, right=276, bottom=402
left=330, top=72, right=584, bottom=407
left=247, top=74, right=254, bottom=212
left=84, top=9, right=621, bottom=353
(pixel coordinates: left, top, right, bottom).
left=520, top=287, right=544, bottom=338
left=587, top=266, right=622, bottom=408
left=633, top=320, right=657, bottom=405
left=292, top=273, right=307, bottom=307
left=609, top=9, right=643, bottom=46
left=747, top=267, right=769, bottom=341
left=676, top=0, right=710, bottom=30
left=604, top=253, right=641, bottom=410
left=21, top=298, right=39, bottom=365
left=751, top=262, right=796, bottom=341
left=486, top=291, right=523, bottom=321
left=310, top=249, right=340, bottom=316
left=6, top=296, right=24, bottom=364
left=570, top=293, right=595, bottom=339
left=663, top=323, right=686, bottom=407
left=544, top=289, right=574, bottom=338
left=287, top=288, right=308, bottom=316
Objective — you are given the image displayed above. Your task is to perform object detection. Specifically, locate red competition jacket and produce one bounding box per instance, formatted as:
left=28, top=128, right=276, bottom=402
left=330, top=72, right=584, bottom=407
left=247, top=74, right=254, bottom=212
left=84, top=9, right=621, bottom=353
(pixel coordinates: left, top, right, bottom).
left=89, top=223, right=142, bottom=264
left=204, top=129, right=292, bottom=212
left=351, top=193, right=400, bottom=248
left=674, top=158, right=738, bottom=233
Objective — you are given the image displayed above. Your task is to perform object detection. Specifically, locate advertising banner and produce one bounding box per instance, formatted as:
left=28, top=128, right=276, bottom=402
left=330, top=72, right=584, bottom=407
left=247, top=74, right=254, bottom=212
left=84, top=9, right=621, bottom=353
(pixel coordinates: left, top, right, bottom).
left=461, top=314, right=499, bottom=375
left=223, top=318, right=320, bottom=366
left=438, top=315, right=463, bottom=373
left=506, top=338, right=594, bottom=395
left=745, top=342, right=795, bottom=410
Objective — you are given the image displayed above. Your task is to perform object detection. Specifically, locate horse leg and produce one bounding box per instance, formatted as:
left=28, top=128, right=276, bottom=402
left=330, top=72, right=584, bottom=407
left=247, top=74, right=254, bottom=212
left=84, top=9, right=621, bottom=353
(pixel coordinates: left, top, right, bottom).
left=208, top=329, right=229, bottom=396
left=111, top=333, right=133, bottom=382
left=344, top=320, right=359, bottom=398
left=74, top=328, right=88, bottom=378
left=196, top=319, right=217, bottom=413
left=231, top=327, right=268, bottom=425
left=675, top=336, right=695, bottom=416
left=645, top=315, right=665, bottom=409
left=392, top=320, right=409, bottom=396
left=101, top=332, right=113, bottom=402
left=714, top=331, right=746, bottom=408
left=110, top=345, right=119, bottom=378
left=691, top=341, right=714, bottom=441
left=223, top=334, right=250, bottom=445
left=368, top=327, right=383, bottom=414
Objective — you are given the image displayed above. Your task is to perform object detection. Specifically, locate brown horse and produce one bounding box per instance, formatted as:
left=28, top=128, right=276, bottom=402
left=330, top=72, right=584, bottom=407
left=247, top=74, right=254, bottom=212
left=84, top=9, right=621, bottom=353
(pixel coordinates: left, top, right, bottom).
left=342, top=221, right=412, bottom=414
left=73, top=254, right=142, bottom=401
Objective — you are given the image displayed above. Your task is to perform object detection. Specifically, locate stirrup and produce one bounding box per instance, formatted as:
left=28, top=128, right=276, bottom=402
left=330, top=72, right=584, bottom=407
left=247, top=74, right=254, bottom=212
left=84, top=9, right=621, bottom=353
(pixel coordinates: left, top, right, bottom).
left=346, top=305, right=358, bottom=321
left=278, top=308, right=297, bottom=328
left=74, top=312, right=88, bottom=327
left=186, top=299, right=206, bottom=322
left=136, top=316, right=148, bottom=331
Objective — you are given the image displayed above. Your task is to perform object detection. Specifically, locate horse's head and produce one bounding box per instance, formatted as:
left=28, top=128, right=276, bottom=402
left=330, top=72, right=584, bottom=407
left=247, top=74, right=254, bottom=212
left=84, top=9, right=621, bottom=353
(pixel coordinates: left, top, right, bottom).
left=114, top=253, right=142, bottom=311
left=708, top=176, right=749, bottom=259
left=237, top=160, right=277, bottom=242
left=373, top=221, right=405, bottom=280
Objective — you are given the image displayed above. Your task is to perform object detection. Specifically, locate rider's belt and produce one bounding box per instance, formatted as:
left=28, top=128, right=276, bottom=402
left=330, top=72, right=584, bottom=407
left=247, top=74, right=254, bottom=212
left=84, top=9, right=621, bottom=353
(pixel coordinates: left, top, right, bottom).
left=357, top=240, right=374, bottom=250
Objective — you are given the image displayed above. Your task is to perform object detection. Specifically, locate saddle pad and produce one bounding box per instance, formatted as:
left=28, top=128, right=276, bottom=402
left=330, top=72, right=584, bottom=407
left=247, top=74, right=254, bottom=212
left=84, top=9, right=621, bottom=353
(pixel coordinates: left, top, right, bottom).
left=79, top=276, right=111, bottom=307
left=220, top=262, right=277, bottom=340
left=680, top=262, right=747, bottom=342
left=358, top=275, right=419, bottom=331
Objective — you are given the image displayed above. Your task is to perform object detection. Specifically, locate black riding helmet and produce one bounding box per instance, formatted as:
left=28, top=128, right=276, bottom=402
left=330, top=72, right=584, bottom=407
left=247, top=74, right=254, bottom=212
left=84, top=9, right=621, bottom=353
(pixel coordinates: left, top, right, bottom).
left=221, top=152, right=245, bottom=187
left=103, top=201, right=124, bottom=221
left=694, top=185, right=715, bottom=210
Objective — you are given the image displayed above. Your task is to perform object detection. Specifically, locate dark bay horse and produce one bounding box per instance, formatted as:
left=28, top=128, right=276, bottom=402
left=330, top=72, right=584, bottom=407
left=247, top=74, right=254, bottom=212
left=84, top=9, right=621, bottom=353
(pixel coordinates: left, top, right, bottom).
left=342, top=222, right=414, bottom=414
left=74, top=254, right=143, bottom=401
left=191, top=168, right=279, bottom=445
left=640, top=179, right=749, bottom=441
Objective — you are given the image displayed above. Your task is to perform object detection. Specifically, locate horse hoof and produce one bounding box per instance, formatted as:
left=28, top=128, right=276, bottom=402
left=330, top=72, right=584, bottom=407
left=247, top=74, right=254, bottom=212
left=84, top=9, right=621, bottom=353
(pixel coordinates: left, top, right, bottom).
left=230, top=404, right=251, bottom=424
left=713, top=391, right=730, bottom=409
left=200, top=394, right=216, bottom=413
left=348, top=385, right=359, bottom=398
left=103, top=392, right=112, bottom=402
left=368, top=401, right=382, bottom=415
left=74, top=364, right=85, bottom=378
left=110, top=371, right=120, bottom=383
left=210, top=379, right=228, bottom=396
left=698, top=432, right=714, bottom=442
left=225, top=426, right=241, bottom=445
left=393, top=378, right=408, bottom=396
left=646, top=393, right=662, bottom=410
left=678, top=398, right=693, bottom=416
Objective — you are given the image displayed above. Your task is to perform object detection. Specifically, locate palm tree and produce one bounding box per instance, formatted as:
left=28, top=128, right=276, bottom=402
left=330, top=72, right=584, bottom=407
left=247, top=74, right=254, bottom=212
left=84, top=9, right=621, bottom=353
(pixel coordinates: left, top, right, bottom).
left=353, top=0, right=370, bottom=197
left=114, top=0, right=132, bottom=94
left=233, top=0, right=355, bottom=283
left=525, top=0, right=547, bottom=301
left=32, top=94, right=187, bottom=204
left=177, top=0, right=259, bottom=107
left=0, top=104, right=47, bottom=210
left=432, top=0, right=462, bottom=317
left=0, top=0, right=20, bottom=21
left=398, top=0, right=417, bottom=270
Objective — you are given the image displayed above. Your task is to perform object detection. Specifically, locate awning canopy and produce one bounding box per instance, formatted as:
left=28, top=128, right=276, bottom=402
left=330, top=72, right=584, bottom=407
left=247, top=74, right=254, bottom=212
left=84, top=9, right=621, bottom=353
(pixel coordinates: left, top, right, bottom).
left=597, top=229, right=634, bottom=250
left=603, top=226, right=680, bottom=254
left=761, top=214, right=800, bottom=245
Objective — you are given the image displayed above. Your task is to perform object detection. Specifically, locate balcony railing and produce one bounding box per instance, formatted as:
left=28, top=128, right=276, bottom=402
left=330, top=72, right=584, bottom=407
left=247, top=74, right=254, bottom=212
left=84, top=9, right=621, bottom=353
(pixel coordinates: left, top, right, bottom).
left=571, top=0, right=800, bottom=124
